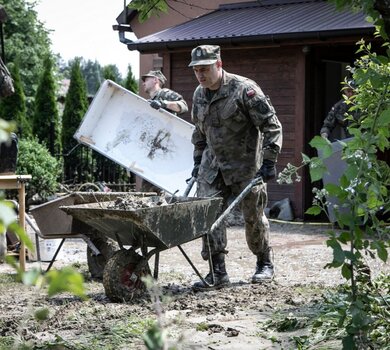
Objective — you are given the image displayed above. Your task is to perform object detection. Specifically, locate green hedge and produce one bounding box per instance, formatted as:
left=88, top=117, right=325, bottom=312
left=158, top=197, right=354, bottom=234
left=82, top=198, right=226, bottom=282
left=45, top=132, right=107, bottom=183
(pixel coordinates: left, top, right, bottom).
left=16, top=138, right=61, bottom=202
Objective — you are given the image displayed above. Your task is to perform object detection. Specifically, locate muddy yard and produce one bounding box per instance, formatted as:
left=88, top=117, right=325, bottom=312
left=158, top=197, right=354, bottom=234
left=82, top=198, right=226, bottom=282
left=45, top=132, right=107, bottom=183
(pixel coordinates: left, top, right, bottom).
left=0, top=221, right=388, bottom=350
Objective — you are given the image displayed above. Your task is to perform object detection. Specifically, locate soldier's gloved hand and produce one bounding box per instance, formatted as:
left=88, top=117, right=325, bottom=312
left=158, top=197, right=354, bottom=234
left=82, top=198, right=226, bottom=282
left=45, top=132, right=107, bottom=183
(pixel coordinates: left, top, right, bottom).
left=321, top=132, right=328, bottom=139
left=149, top=99, right=166, bottom=110
left=191, top=156, right=202, bottom=178
left=256, top=159, right=276, bottom=182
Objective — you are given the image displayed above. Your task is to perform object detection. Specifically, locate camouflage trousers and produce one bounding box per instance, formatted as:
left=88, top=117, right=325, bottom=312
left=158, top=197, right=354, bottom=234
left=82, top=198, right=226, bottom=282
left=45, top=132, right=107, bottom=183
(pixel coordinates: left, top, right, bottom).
left=197, top=173, right=270, bottom=261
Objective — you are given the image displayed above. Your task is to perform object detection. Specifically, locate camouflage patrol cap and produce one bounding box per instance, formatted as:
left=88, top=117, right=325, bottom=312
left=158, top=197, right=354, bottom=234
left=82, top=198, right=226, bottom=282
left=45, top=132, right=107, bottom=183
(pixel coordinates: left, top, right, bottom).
left=188, top=45, right=221, bottom=67
left=141, top=70, right=167, bottom=85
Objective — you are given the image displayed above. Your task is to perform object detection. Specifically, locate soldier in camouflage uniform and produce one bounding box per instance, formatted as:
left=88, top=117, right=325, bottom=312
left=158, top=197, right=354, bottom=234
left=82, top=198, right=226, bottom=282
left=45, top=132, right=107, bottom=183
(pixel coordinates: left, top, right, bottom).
left=142, top=70, right=188, bottom=115
left=320, top=83, right=356, bottom=140
left=188, top=45, right=283, bottom=290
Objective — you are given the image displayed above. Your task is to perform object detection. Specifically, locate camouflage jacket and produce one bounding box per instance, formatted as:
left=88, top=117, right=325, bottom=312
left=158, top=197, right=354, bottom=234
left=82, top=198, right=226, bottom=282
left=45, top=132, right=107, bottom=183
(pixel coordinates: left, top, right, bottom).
left=152, top=88, right=188, bottom=115
left=320, top=99, right=358, bottom=138
left=191, top=70, right=282, bottom=185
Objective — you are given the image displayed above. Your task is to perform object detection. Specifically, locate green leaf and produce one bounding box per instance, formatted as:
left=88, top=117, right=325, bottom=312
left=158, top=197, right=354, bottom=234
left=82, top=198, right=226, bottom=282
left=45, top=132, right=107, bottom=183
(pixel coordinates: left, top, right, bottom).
left=370, top=241, right=388, bottom=262
left=302, top=153, right=311, bottom=164
left=35, top=307, right=50, bottom=321
left=338, top=231, right=351, bottom=244
left=310, top=136, right=333, bottom=158
left=0, top=202, right=17, bottom=227
left=377, top=109, right=390, bottom=127
left=143, top=323, right=166, bottom=350
left=337, top=212, right=353, bottom=228
left=305, top=206, right=321, bottom=215
left=325, top=183, right=343, bottom=197
left=22, top=268, right=43, bottom=286
left=327, top=238, right=345, bottom=265
left=309, top=158, right=328, bottom=182
left=7, top=222, right=34, bottom=251
left=341, top=263, right=352, bottom=280
left=46, top=267, right=86, bottom=299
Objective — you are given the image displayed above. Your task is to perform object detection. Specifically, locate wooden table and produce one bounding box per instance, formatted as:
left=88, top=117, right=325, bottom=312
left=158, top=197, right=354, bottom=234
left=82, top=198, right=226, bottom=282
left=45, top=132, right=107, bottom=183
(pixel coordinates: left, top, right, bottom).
left=0, top=175, right=32, bottom=272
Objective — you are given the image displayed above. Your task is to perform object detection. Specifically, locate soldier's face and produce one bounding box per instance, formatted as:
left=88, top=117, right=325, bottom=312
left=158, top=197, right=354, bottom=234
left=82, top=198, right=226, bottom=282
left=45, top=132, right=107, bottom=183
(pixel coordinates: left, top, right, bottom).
left=192, top=62, right=222, bottom=90
left=142, top=77, right=157, bottom=94
left=344, top=88, right=354, bottom=98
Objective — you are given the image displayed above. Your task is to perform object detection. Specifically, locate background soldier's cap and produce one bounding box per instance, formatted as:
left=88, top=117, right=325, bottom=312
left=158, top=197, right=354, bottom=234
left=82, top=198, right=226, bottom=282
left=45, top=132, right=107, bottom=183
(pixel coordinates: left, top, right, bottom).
left=141, top=70, right=167, bottom=85
left=188, top=45, right=221, bottom=67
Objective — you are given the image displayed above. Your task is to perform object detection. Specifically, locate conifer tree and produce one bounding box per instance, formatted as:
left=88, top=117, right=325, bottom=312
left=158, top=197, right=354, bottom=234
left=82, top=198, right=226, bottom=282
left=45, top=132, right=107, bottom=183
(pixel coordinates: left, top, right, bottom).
left=0, top=62, right=31, bottom=137
left=33, top=56, right=61, bottom=155
left=102, top=64, right=122, bottom=83
left=83, top=59, right=103, bottom=95
left=123, top=64, right=138, bottom=93
left=62, top=58, right=89, bottom=181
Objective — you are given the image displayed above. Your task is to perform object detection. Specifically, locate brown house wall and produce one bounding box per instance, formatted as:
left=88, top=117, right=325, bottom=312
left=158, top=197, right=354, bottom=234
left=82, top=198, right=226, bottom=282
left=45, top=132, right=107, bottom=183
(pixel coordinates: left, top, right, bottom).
left=164, top=47, right=306, bottom=218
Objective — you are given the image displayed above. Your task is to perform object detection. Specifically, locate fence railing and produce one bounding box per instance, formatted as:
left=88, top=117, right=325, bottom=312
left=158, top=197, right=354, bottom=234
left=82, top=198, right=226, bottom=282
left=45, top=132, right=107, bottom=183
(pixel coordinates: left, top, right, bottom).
left=61, top=144, right=135, bottom=191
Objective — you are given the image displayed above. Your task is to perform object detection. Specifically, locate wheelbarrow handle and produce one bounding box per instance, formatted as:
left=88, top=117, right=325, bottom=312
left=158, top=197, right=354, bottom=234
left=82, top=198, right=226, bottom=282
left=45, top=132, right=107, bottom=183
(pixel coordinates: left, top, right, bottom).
left=183, top=176, right=196, bottom=198
left=210, top=176, right=264, bottom=233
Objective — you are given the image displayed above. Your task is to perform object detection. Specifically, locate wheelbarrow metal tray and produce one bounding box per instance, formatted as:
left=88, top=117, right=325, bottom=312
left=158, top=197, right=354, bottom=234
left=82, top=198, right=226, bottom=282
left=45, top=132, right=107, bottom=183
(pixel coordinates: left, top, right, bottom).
left=29, top=192, right=155, bottom=236
left=61, top=196, right=222, bottom=250
left=73, top=79, right=195, bottom=196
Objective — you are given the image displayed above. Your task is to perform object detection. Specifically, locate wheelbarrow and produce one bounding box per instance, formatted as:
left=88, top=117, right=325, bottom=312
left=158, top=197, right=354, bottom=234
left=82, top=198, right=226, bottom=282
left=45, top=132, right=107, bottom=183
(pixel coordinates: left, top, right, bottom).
left=27, top=191, right=156, bottom=278
left=61, top=177, right=263, bottom=302
left=61, top=194, right=222, bottom=301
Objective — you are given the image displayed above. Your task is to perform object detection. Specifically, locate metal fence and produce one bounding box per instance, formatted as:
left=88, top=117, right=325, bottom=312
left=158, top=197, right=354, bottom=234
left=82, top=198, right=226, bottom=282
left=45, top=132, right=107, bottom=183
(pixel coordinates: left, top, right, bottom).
left=61, top=144, right=135, bottom=191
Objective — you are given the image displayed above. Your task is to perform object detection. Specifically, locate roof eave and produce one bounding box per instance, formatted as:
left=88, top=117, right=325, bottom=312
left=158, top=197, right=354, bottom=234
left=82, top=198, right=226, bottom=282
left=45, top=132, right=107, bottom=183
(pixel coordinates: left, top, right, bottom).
left=126, top=28, right=375, bottom=53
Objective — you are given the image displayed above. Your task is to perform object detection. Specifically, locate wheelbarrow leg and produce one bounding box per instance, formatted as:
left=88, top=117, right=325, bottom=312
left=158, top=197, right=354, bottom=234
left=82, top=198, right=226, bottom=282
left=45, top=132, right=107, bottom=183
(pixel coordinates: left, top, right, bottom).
left=177, top=234, right=216, bottom=288
left=153, top=252, right=160, bottom=280
left=46, top=238, right=65, bottom=272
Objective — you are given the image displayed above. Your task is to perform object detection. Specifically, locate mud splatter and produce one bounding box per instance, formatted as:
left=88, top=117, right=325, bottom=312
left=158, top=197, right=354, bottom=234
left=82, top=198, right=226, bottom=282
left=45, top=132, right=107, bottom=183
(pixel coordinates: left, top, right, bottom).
left=105, top=129, right=132, bottom=152
left=144, top=129, right=172, bottom=159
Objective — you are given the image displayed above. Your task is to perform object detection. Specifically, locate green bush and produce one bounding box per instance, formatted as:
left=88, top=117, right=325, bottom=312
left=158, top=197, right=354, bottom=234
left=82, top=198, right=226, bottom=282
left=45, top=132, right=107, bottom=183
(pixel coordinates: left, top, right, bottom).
left=16, top=138, right=61, bottom=202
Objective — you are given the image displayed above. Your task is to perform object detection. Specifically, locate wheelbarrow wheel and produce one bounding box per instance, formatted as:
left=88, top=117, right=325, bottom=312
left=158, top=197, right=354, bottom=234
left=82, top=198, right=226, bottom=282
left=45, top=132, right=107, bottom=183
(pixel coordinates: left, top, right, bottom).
left=103, top=249, right=151, bottom=302
left=87, top=237, right=119, bottom=280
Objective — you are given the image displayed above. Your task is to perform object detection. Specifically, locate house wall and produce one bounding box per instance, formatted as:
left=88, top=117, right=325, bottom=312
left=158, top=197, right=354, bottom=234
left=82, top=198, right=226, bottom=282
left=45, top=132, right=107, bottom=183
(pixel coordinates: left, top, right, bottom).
left=133, top=0, right=250, bottom=95
left=162, top=46, right=307, bottom=218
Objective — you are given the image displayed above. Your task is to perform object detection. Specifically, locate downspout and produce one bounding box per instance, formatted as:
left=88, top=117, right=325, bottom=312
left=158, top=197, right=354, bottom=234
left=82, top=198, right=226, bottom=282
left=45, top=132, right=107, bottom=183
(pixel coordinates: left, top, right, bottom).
left=112, top=0, right=134, bottom=45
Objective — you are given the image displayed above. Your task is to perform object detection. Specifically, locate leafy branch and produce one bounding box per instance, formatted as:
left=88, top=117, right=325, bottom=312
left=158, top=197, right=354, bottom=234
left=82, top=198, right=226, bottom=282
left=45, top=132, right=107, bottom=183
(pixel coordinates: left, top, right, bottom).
left=277, top=39, right=390, bottom=348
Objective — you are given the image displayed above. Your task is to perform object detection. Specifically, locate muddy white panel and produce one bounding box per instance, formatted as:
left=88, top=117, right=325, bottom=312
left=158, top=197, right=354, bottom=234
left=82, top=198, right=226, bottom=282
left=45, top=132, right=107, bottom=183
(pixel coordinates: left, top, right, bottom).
left=74, top=80, right=195, bottom=195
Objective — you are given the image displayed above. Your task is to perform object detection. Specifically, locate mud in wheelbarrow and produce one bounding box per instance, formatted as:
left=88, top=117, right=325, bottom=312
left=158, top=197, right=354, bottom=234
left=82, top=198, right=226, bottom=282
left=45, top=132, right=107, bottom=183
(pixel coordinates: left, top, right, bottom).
left=61, top=195, right=222, bottom=302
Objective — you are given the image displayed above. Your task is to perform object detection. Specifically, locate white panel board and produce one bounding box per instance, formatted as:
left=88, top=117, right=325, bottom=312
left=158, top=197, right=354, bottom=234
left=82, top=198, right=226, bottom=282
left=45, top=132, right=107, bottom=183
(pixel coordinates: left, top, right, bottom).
left=74, top=80, right=195, bottom=196
left=319, top=138, right=352, bottom=222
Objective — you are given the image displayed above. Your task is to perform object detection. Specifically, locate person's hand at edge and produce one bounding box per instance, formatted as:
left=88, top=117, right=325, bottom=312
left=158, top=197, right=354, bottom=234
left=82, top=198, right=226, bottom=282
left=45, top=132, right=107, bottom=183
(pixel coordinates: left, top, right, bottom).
left=149, top=99, right=166, bottom=110
left=191, top=156, right=202, bottom=178
left=255, top=159, right=276, bottom=182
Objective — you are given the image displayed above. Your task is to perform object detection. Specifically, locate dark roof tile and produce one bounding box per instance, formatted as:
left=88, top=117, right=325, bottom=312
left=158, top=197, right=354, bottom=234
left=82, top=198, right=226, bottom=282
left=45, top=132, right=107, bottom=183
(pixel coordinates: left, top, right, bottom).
left=126, top=0, right=374, bottom=51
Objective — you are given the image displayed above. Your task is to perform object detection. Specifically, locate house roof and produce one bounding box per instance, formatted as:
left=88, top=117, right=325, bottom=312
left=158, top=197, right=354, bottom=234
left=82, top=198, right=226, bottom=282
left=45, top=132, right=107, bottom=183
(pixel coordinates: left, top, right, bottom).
left=124, top=0, right=374, bottom=52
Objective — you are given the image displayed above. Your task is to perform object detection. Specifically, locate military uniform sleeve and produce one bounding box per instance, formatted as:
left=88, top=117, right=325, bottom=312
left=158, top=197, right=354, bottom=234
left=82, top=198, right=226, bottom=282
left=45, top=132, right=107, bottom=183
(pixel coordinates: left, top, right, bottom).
left=243, top=82, right=282, bottom=161
left=320, top=99, right=348, bottom=136
left=159, top=89, right=188, bottom=114
left=191, top=90, right=207, bottom=160
left=320, top=103, right=338, bottom=136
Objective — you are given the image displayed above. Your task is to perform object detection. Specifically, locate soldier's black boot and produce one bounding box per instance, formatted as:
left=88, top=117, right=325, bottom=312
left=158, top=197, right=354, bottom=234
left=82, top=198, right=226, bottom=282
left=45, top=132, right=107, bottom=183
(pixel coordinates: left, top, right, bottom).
left=252, top=249, right=274, bottom=283
left=192, top=253, right=230, bottom=290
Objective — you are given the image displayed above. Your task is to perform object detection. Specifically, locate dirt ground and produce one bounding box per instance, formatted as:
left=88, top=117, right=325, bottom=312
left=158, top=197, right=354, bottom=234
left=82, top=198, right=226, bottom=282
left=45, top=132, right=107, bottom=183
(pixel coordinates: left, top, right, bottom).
left=0, top=221, right=388, bottom=350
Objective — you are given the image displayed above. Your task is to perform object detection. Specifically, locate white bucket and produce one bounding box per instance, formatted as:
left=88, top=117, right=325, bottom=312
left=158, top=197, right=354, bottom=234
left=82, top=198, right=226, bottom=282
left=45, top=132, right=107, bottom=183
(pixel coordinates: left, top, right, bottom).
left=0, top=230, right=6, bottom=261
left=27, top=231, right=61, bottom=262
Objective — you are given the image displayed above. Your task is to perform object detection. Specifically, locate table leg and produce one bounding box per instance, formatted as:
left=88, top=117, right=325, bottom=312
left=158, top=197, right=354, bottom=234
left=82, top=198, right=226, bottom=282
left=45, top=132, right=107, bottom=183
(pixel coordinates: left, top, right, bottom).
left=18, top=185, right=26, bottom=272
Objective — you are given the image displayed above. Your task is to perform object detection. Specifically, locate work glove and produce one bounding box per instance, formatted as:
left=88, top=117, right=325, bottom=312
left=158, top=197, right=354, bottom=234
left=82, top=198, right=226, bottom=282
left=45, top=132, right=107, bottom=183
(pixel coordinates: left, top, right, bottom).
left=256, top=159, right=276, bottom=182
left=191, top=156, right=202, bottom=178
left=149, top=99, right=166, bottom=110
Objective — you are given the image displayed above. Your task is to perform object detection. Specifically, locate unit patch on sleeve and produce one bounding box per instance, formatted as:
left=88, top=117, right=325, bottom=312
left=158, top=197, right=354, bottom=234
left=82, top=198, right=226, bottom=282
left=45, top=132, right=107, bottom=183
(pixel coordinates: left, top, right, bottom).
left=246, top=88, right=256, bottom=98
